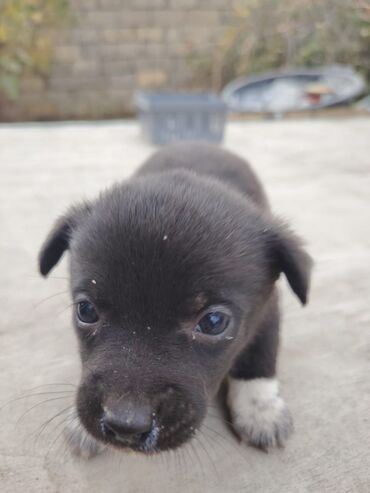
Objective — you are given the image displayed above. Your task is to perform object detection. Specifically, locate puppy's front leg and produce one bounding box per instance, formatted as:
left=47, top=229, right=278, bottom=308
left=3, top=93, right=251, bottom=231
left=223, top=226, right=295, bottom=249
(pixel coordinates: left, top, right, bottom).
left=227, top=296, right=293, bottom=450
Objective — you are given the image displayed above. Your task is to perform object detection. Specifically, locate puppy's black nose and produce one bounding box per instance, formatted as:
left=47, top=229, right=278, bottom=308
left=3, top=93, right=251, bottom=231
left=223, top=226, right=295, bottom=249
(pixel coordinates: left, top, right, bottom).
left=101, top=400, right=153, bottom=445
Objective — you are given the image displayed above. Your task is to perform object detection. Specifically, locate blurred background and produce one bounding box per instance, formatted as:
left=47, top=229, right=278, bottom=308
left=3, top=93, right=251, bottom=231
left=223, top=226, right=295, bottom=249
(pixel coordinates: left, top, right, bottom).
left=0, top=0, right=369, bottom=121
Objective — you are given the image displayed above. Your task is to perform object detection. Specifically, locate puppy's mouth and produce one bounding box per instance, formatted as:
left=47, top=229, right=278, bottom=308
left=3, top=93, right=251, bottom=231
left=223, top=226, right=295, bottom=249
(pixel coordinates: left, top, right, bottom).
left=78, top=396, right=202, bottom=454
left=99, top=416, right=161, bottom=453
left=96, top=415, right=199, bottom=454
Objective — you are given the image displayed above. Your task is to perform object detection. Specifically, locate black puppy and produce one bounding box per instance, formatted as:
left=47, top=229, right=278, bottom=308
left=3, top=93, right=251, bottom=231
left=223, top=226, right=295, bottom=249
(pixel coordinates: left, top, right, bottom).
left=39, top=142, right=312, bottom=458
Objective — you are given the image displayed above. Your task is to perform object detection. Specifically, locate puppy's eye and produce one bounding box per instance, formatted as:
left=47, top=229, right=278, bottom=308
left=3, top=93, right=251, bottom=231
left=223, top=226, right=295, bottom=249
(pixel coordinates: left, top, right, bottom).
left=195, top=311, right=230, bottom=336
left=77, top=301, right=99, bottom=324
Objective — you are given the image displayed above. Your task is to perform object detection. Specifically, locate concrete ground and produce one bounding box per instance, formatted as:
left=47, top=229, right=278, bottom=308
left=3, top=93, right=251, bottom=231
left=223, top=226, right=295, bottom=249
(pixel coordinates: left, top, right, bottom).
left=0, top=118, right=369, bottom=493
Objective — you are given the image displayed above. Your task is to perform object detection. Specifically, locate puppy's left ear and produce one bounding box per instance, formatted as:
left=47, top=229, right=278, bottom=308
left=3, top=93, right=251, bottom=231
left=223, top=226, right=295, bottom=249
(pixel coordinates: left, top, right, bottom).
left=39, top=203, right=91, bottom=277
left=268, top=222, right=313, bottom=305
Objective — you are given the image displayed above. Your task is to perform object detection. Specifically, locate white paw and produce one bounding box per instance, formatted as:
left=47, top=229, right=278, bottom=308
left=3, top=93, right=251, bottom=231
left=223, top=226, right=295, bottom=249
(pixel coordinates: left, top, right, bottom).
left=64, top=416, right=106, bottom=460
left=227, top=377, right=293, bottom=450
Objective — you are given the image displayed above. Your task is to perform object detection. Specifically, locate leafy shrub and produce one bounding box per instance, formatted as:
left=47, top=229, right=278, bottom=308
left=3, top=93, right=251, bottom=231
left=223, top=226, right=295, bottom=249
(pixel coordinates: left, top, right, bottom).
left=193, top=0, right=370, bottom=90
left=0, top=0, right=69, bottom=100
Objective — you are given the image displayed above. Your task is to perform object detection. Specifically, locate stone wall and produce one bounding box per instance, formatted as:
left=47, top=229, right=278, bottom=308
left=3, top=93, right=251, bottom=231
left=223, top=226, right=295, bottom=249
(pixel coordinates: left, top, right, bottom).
left=1, top=0, right=235, bottom=121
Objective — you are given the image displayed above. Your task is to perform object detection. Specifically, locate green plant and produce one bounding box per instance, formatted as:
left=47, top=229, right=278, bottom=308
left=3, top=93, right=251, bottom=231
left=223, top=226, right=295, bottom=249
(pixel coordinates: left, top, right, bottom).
left=193, top=0, right=370, bottom=90
left=0, top=0, right=70, bottom=100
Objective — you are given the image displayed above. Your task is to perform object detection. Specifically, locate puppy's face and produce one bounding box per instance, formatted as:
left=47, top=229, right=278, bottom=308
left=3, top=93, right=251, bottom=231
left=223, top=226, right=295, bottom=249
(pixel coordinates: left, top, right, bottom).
left=39, top=172, right=311, bottom=453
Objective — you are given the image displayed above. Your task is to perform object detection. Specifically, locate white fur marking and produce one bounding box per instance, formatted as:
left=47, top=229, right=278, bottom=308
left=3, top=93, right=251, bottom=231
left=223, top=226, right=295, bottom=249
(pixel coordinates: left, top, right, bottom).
left=227, top=377, right=293, bottom=449
left=64, top=415, right=106, bottom=460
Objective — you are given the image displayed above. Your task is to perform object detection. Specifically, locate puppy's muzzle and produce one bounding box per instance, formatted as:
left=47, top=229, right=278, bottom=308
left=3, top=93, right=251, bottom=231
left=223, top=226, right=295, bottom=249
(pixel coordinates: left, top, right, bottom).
left=100, top=398, right=157, bottom=450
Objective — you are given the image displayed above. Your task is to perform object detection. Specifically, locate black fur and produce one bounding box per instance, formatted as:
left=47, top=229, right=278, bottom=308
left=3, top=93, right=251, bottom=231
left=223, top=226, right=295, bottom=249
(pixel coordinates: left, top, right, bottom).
left=39, top=142, right=312, bottom=453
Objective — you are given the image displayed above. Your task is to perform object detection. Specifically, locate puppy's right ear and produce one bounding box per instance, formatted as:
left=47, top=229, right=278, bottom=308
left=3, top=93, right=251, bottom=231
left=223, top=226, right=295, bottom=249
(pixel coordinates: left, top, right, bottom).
left=39, top=203, right=91, bottom=276
left=268, top=220, right=313, bottom=305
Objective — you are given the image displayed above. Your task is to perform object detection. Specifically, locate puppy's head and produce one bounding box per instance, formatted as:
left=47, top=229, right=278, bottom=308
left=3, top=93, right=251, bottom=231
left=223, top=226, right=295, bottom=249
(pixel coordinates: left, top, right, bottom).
left=39, top=171, right=312, bottom=453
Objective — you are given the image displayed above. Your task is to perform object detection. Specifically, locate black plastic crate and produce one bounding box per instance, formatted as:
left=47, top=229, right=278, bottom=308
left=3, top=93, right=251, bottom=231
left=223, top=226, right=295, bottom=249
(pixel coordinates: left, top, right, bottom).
left=135, top=91, right=227, bottom=145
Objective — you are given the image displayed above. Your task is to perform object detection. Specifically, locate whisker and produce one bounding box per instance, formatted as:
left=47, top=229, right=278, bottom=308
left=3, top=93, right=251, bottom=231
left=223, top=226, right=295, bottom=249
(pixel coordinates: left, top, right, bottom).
left=61, top=413, right=81, bottom=451
left=17, top=396, right=74, bottom=424
left=202, top=423, right=246, bottom=461
left=196, top=432, right=219, bottom=478
left=45, top=410, right=77, bottom=461
left=21, top=404, right=74, bottom=457
left=26, top=275, right=69, bottom=280
left=181, top=441, right=195, bottom=475
left=34, top=404, right=75, bottom=446
left=175, top=449, right=183, bottom=476
left=201, top=426, right=227, bottom=454
left=23, top=383, right=77, bottom=390
left=206, top=410, right=234, bottom=427
left=189, top=436, right=207, bottom=478
left=57, top=302, right=76, bottom=317
left=176, top=445, right=186, bottom=478
left=33, top=291, right=69, bottom=309
left=1, top=390, right=74, bottom=413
